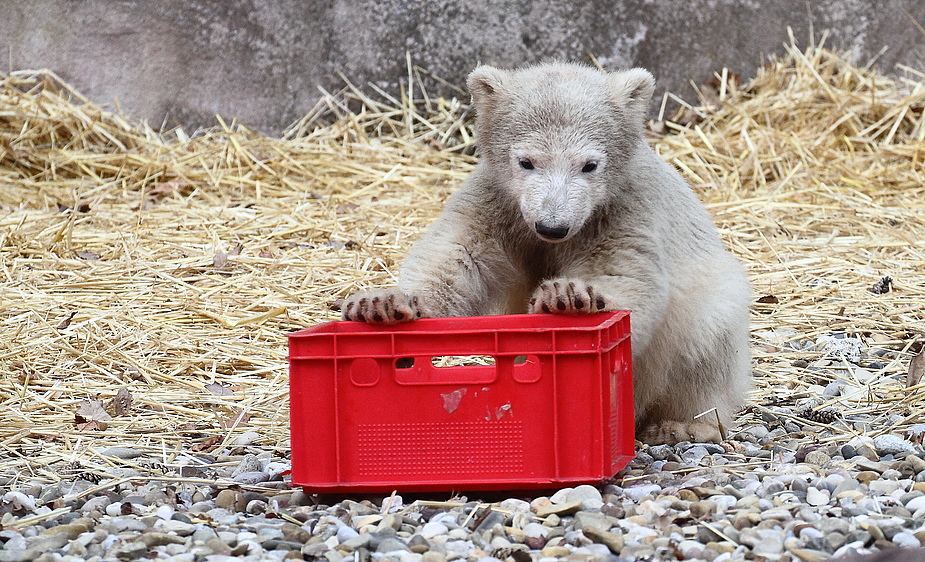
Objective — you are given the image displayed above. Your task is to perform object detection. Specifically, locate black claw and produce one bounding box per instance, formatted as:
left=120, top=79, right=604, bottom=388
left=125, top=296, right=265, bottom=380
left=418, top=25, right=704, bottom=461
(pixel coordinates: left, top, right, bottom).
left=556, top=298, right=567, bottom=311
left=575, top=297, right=585, bottom=309
left=393, top=311, right=405, bottom=321
left=372, top=312, right=383, bottom=323
left=596, top=296, right=606, bottom=310
left=541, top=303, right=551, bottom=314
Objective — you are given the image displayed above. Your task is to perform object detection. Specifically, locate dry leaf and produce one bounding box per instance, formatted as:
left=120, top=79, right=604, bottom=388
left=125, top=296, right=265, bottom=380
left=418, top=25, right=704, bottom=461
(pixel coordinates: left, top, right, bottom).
left=212, top=251, right=228, bottom=268
left=147, top=177, right=186, bottom=197
left=258, top=249, right=275, bottom=259
left=190, top=435, right=222, bottom=453
left=75, top=250, right=101, bottom=260
left=110, top=387, right=133, bottom=416
left=908, top=348, right=925, bottom=388
left=870, top=276, right=893, bottom=294
left=757, top=295, right=779, bottom=304
left=56, top=311, right=77, bottom=330
left=336, top=202, right=360, bottom=215
left=75, top=399, right=112, bottom=423
left=224, top=410, right=251, bottom=428
left=76, top=420, right=108, bottom=432
left=205, top=382, right=234, bottom=396
left=228, top=243, right=244, bottom=257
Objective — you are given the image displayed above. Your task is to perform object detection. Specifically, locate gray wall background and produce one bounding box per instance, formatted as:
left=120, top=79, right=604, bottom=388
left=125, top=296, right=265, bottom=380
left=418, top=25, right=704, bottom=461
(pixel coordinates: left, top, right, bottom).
left=2, top=1, right=925, bottom=136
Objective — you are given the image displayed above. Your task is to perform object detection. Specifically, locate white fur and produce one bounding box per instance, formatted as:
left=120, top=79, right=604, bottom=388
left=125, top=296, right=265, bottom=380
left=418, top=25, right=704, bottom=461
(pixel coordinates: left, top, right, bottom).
left=343, top=63, right=752, bottom=443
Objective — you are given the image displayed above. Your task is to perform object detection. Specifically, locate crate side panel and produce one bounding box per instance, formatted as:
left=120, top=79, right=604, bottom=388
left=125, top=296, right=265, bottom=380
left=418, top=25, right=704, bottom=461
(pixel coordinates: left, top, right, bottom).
left=553, top=354, right=606, bottom=479
left=289, top=358, right=339, bottom=484
left=335, top=356, right=558, bottom=485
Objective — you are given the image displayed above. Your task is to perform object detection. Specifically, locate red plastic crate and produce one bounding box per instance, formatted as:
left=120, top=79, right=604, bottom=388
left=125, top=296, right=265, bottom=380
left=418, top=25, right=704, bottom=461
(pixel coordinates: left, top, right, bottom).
left=288, top=311, right=633, bottom=492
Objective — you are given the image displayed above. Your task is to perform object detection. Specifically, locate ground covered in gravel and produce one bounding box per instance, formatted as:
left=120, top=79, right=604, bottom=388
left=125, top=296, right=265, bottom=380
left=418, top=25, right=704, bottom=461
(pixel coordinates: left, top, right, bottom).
left=4, top=433, right=925, bottom=561
left=2, top=39, right=925, bottom=562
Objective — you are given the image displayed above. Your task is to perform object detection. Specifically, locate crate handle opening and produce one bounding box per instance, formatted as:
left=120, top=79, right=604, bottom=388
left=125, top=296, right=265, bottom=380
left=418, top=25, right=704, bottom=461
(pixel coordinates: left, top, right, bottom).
left=430, top=355, right=496, bottom=368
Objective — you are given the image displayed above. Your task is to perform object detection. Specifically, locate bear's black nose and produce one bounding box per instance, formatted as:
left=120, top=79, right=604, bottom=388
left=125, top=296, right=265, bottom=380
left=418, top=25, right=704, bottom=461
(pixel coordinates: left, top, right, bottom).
left=535, top=223, right=570, bottom=240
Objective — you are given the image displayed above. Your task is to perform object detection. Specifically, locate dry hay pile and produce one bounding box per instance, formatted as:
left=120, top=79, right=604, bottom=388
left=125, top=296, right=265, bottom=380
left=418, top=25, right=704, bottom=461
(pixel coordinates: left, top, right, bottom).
left=1, top=39, right=924, bottom=486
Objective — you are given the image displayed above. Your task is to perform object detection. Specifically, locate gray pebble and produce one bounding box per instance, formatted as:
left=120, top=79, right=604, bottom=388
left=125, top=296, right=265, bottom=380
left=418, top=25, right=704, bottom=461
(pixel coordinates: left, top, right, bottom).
left=874, top=434, right=916, bottom=456
left=232, top=471, right=270, bottom=485
left=377, top=537, right=410, bottom=553
left=99, top=447, right=144, bottom=459
left=231, top=454, right=262, bottom=477
left=647, top=444, right=674, bottom=460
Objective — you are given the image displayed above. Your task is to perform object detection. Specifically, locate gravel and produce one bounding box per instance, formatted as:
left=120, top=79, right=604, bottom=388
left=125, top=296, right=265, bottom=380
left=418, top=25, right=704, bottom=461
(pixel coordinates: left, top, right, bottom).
left=2, top=336, right=923, bottom=560
left=2, top=436, right=925, bottom=561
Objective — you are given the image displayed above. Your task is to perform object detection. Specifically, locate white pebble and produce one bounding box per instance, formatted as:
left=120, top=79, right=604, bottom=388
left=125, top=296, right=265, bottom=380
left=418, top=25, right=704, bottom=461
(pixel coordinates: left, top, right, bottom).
left=566, top=484, right=603, bottom=504
left=233, top=431, right=261, bottom=447
left=581, top=498, right=604, bottom=510
left=447, top=528, right=469, bottom=540
left=105, top=502, right=124, bottom=517
left=799, top=526, right=824, bottom=541
left=336, top=525, right=359, bottom=542
left=420, top=522, right=449, bottom=539
left=101, top=534, right=118, bottom=550
left=892, top=531, right=921, bottom=548
left=806, top=487, right=830, bottom=507
left=156, top=504, right=175, bottom=520
left=156, top=519, right=197, bottom=535
left=3, top=491, right=36, bottom=512
left=499, top=498, right=530, bottom=512
left=549, top=487, right=573, bottom=504
left=712, top=495, right=738, bottom=512
left=678, top=540, right=705, bottom=558
left=430, top=512, right=457, bottom=526
left=623, top=483, right=661, bottom=502
left=523, top=522, right=549, bottom=539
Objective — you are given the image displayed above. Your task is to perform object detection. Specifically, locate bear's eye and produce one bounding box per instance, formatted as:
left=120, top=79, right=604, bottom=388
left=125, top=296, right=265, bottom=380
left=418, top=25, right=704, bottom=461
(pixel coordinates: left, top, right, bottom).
left=519, top=158, right=535, bottom=171
left=581, top=161, right=598, bottom=173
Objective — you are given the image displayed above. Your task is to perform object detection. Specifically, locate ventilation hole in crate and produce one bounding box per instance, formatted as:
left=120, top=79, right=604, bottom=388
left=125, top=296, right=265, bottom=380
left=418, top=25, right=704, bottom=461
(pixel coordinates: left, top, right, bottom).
left=431, top=355, right=496, bottom=368
left=395, top=357, right=415, bottom=369
left=512, top=354, right=541, bottom=383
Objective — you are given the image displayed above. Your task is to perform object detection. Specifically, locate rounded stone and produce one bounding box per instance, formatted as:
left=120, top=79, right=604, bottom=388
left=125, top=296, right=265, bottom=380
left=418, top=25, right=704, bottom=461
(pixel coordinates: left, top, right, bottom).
left=874, top=434, right=916, bottom=456
left=215, top=489, right=245, bottom=511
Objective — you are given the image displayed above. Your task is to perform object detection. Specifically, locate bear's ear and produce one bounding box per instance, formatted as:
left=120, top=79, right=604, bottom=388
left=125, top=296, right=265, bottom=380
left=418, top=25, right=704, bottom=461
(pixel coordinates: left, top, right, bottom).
left=467, top=65, right=507, bottom=107
left=608, top=68, right=655, bottom=122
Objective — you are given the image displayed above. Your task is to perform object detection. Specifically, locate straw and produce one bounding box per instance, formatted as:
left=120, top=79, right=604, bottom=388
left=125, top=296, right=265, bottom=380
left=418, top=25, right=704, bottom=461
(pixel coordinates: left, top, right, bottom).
left=2, top=37, right=924, bottom=484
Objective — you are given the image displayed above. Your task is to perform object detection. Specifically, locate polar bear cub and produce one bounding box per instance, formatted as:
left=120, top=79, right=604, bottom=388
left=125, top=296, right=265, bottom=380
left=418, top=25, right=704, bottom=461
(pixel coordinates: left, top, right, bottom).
left=343, top=63, right=752, bottom=444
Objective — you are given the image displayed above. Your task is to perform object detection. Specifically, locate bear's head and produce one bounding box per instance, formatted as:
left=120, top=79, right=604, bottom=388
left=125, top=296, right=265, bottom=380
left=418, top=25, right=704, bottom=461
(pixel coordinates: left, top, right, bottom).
left=467, top=63, right=654, bottom=243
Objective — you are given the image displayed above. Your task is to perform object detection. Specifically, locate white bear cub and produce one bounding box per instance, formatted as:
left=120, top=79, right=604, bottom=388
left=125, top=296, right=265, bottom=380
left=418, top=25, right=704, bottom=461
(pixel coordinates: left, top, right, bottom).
left=343, top=63, right=752, bottom=444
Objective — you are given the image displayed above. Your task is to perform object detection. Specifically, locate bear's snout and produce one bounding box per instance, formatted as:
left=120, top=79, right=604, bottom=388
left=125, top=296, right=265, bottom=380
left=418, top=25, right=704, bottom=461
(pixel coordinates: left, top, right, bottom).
left=534, top=222, right=570, bottom=241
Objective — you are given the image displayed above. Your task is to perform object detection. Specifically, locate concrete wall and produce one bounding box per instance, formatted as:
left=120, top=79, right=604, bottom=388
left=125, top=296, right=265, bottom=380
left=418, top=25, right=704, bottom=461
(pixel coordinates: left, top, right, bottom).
left=2, top=1, right=924, bottom=135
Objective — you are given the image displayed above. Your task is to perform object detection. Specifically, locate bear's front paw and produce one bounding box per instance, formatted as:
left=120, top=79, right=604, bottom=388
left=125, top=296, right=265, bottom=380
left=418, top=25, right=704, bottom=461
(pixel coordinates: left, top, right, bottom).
left=528, top=279, right=618, bottom=314
left=638, top=420, right=723, bottom=445
left=342, top=290, right=426, bottom=324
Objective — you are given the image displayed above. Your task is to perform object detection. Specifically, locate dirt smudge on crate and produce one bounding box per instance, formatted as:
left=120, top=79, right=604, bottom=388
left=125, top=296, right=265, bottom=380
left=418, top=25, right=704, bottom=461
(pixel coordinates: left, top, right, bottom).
left=441, top=388, right=468, bottom=413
